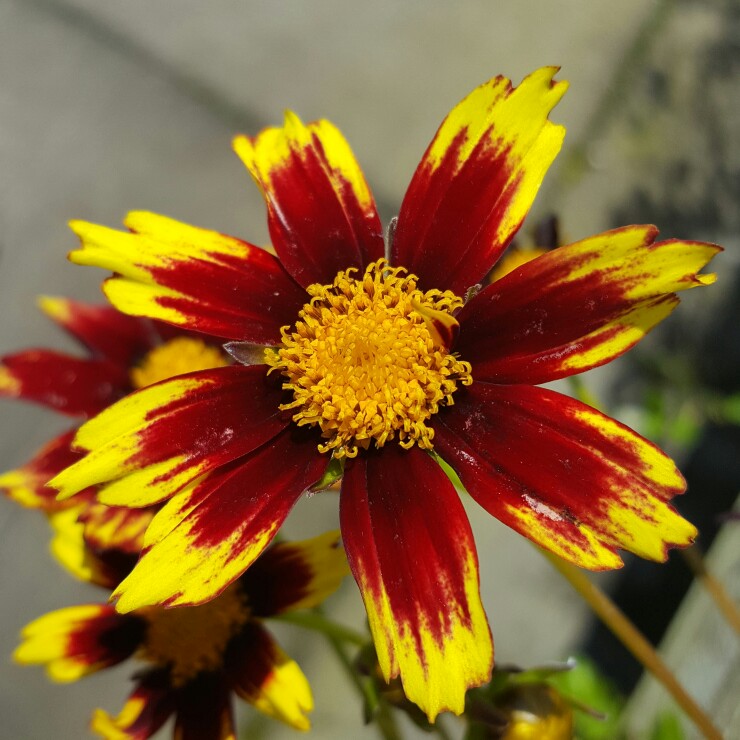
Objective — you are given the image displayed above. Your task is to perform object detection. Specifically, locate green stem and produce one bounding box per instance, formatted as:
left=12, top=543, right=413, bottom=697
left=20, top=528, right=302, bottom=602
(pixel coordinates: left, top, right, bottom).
left=274, top=610, right=366, bottom=646
left=275, top=610, right=402, bottom=739
left=543, top=550, right=722, bottom=739
left=433, top=717, right=454, bottom=740
left=325, top=633, right=402, bottom=740
left=681, top=545, right=740, bottom=637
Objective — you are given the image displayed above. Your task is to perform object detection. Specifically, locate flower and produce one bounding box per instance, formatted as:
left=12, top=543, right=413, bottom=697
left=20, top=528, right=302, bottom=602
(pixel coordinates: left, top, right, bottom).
left=15, top=529, right=348, bottom=737
left=51, top=67, right=720, bottom=719
left=0, top=297, right=229, bottom=575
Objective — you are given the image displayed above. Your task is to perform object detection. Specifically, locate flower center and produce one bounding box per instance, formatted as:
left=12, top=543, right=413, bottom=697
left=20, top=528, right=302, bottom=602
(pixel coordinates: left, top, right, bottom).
left=139, top=583, right=249, bottom=686
left=130, top=337, right=229, bottom=389
left=267, top=259, right=473, bottom=459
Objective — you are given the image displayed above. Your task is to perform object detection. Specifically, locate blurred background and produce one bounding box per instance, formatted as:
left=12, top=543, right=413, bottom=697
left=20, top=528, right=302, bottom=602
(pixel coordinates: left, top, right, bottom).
left=0, top=0, right=738, bottom=737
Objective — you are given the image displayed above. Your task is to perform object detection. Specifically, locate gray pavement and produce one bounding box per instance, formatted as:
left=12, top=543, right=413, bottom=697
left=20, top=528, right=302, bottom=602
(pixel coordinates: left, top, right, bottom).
left=0, top=1, right=737, bottom=737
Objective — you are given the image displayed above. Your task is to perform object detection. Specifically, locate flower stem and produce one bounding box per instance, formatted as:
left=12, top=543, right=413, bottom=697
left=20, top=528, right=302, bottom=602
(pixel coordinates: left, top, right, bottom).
left=433, top=718, right=454, bottom=740
left=274, top=610, right=367, bottom=645
left=325, top=632, right=402, bottom=740
left=681, top=545, right=740, bottom=636
left=275, top=610, right=402, bottom=739
left=542, top=550, right=722, bottom=739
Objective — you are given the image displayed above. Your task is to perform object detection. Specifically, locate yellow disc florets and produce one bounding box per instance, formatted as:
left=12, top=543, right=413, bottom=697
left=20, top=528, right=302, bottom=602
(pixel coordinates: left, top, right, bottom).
left=130, top=336, right=229, bottom=389
left=139, top=584, right=249, bottom=686
left=267, top=259, right=473, bottom=458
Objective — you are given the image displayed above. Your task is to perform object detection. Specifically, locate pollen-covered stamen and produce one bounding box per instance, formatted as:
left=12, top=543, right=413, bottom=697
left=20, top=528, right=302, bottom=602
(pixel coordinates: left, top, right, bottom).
left=130, top=337, right=229, bottom=389
left=267, top=259, right=473, bottom=458
left=139, top=583, right=249, bottom=686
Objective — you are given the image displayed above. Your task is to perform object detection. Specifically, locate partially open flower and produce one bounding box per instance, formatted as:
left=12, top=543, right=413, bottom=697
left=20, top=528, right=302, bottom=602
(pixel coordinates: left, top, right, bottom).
left=51, top=68, right=719, bottom=720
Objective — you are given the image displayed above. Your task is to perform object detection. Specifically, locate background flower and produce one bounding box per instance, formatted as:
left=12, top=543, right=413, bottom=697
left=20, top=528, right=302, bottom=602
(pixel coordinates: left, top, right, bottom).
left=15, top=529, right=349, bottom=738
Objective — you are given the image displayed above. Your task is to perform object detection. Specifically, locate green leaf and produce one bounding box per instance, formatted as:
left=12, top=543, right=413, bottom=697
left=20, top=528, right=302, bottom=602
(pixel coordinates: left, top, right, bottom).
left=719, top=394, right=740, bottom=425
left=548, top=655, right=624, bottom=739
left=649, top=711, right=685, bottom=740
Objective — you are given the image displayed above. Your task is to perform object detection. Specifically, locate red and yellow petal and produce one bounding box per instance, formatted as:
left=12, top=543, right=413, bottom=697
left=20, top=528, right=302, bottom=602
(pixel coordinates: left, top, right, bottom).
left=234, top=113, right=384, bottom=288
left=49, top=508, right=138, bottom=589
left=0, top=350, right=129, bottom=417
left=69, top=212, right=306, bottom=344
left=459, top=227, right=720, bottom=384
left=111, top=428, right=327, bottom=612
left=393, top=67, right=567, bottom=294
left=242, top=530, right=349, bottom=617
left=433, top=383, right=696, bottom=570
left=0, top=429, right=90, bottom=511
left=91, top=669, right=175, bottom=740
left=38, top=296, right=156, bottom=367
left=79, top=502, right=155, bottom=555
left=14, top=604, right=145, bottom=682
left=225, top=623, right=313, bottom=731
left=51, top=366, right=287, bottom=507
left=340, top=446, right=492, bottom=721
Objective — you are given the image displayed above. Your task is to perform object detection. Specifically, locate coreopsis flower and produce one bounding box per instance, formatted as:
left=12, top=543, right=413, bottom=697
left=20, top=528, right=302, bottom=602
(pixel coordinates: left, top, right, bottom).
left=0, top=297, right=228, bottom=572
left=15, top=530, right=348, bottom=737
left=51, top=67, right=719, bottom=719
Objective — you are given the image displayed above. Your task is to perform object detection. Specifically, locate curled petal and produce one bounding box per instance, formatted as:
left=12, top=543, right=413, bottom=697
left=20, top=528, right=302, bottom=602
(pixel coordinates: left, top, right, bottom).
left=225, top=623, right=313, bottom=731
left=434, top=383, right=696, bottom=569
left=340, top=446, right=492, bottom=721
left=14, top=604, right=144, bottom=682
left=0, top=350, right=128, bottom=417
left=459, top=227, right=721, bottom=384
left=393, top=67, right=567, bottom=293
left=69, top=213, right=306, bottom=344
left=234, top=112, right=384, bottom=288
left=242, top=530, right=349, bottom=617
left=52, top=366, right=287, bottom=507
left=111, top=428, right=326, bottom=611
